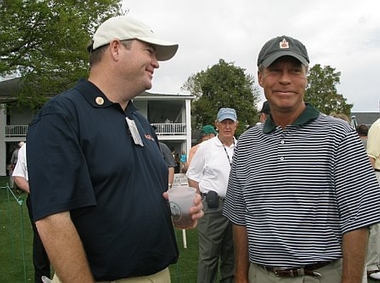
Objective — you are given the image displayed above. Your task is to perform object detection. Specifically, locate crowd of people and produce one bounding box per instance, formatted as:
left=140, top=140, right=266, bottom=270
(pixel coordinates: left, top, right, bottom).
left=7, top=14, right=380, bottom=283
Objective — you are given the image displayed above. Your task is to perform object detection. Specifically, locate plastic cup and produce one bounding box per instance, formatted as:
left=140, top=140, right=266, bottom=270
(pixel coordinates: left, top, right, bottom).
left=168, top=186, right=196, bottom=229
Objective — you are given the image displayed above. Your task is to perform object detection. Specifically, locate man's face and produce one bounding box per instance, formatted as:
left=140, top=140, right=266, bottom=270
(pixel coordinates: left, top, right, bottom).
left=258, top=56, right=307, bottom=113
left=216, top=119, right=238, bottom=139
left=119, top=40, right=159, bottom=91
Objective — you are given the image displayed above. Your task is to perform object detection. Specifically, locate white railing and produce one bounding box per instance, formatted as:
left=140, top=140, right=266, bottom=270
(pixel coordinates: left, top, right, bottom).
left=5, top=123, right=187, bottom=138
left=5, top=125, right=28, bottom=137
left=152, top=123, right=186, bottom=135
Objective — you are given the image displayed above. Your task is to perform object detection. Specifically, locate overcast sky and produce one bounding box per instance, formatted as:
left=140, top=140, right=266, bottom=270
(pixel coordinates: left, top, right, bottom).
left=122, top=0, right=380, bottom=112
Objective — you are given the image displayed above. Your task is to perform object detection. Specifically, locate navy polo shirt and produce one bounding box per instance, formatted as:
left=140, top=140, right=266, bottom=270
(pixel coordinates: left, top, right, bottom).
left=27, top=79, right=178, bottom=280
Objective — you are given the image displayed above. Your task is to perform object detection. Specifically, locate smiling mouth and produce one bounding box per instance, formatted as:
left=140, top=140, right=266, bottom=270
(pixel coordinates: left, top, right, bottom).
left=274, top=90, right=296, bottom=96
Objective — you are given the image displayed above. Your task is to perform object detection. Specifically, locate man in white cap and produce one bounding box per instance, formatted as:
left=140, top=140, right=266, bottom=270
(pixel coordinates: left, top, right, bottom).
left=27, top=15, right=203, bottom=283
left=187, top=107, right=238, bottom=283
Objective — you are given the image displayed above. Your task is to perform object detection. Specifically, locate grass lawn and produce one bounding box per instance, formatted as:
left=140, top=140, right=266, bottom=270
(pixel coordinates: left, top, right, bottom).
left=0, top=176, right=199, bottom=283
left=2, top=175, right=374, bottom=283
left=0, top=177, right=33, bottom=283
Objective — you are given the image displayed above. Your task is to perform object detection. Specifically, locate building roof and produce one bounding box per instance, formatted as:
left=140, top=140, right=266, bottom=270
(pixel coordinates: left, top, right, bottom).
left=351, top=112, right=380, bottom=127
left=0, top=77, right=21, bottom=103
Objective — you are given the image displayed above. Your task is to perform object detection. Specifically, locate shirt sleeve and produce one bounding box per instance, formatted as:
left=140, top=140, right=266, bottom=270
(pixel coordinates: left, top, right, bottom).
left=367, top=121, right=380, bottom=159
left=159, top=142, right=176, bottom=168
left=27, top=104, right=96, bottom=221
left=335, top=128, right=380, bottom=233
left=12, top=144, right=28, bottom=180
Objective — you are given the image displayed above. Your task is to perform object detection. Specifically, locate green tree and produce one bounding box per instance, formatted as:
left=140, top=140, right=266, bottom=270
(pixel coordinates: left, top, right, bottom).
left=305, top=64, right=353, bottom=116
left=182, top=59, right=260, bottom=136
left=0, top=0, right=122, bottom=110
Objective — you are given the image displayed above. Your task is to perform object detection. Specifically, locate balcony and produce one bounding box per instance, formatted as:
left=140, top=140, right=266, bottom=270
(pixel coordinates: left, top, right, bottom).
left=151, top=123, right=186, bottom=135
left=5, top=125, right=28, bottom=137
left=5, top=123, right=186, bottom=138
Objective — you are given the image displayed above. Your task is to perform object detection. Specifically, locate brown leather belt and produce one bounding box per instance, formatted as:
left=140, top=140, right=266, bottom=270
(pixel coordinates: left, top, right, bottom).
left=259, top=261, right=333, bottom=278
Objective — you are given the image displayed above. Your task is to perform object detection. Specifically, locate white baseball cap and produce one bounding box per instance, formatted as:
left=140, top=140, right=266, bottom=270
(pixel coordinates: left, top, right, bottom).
left=89, top=15, right=179, bottom=61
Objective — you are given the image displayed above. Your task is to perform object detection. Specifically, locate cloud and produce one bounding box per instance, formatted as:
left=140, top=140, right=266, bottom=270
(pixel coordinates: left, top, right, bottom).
left=123, top=0, right=380, bottom=111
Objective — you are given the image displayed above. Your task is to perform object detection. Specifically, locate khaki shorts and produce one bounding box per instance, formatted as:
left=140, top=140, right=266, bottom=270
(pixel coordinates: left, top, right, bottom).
left=51, top=267, right=171, bottom=283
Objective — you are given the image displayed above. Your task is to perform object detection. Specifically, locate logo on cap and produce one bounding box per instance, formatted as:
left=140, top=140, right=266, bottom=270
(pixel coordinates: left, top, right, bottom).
left=280, top=39, right=289, bottom=49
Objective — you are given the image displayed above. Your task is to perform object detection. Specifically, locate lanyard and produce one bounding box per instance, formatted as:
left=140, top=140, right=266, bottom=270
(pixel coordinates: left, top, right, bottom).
left=222, top=142, right=234, bottom=166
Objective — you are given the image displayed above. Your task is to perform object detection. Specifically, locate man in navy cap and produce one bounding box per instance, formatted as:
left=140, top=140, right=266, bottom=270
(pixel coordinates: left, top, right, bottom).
left=223, top=36, right=380, bottom=282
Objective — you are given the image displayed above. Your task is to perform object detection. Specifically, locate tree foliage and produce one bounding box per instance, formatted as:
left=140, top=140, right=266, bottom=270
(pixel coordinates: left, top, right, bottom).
left=0, top=0, right=122, bottom=110
left=305, top=64, right=353, bottom=116
left=182, top=59, right=260, bottom=136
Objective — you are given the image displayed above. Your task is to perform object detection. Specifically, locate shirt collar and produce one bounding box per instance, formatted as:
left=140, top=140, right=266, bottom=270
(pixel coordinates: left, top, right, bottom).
left=215, top=135, right=237, bottom=147
left=76, top=78, right=138, bottom=114
left=263, top=103, right=320, bottom=133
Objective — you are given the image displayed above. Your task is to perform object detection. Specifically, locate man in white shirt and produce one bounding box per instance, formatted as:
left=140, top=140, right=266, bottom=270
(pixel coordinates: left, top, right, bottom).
left=186, top=108, right=238, bottom=283
left=13, top=144, right=51, bottom=283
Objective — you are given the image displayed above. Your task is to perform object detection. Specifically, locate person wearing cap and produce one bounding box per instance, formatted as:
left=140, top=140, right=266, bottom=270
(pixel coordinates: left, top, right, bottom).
left=259, top=100, right=271, bottom=123
left=12, top=143, right=51, bottom=283
left=223, top=35, right=380, bottom=282
left=26, top=15, right=203, bottom=283
left=183, top=125, right=217, bottom=172
left=186, top=108, right=238, bottom=283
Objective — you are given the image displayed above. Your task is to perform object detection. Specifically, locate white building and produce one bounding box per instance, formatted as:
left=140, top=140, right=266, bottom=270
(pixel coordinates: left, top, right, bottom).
left=0, top=77, right=194, bottom=176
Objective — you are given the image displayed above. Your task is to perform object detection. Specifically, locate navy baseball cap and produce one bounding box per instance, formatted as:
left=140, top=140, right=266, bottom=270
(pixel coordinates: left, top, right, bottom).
left=257, top=35, right=309, bottom=67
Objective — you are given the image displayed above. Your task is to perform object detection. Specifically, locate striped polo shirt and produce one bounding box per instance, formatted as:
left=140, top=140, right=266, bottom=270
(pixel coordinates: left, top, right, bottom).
left=223, top=104, right=380, bottom=268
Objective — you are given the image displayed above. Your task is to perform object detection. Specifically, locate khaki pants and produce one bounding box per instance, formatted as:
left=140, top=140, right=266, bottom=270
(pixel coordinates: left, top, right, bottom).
left=249, top=260, right=342, bottom=283
left=51, top=267, right=171, bottom=283
left=248, top=260, right=368, bottom=283
left=366, top=171, right=380, bottom=273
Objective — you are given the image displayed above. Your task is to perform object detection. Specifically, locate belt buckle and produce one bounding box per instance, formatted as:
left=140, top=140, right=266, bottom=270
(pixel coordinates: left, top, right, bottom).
left=273, top=267, right=322, bottom=278
left=273, top=268, right=305, bottom=277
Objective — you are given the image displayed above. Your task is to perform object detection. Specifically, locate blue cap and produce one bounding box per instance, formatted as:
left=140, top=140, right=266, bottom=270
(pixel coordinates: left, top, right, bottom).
left=217, top=108, right=237, bottom=122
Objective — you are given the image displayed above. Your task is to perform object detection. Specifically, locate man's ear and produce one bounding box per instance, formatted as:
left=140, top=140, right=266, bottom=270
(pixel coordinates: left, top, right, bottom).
left=109, top=40, right=122, bottom=60
left=258, top=71, right=264, bottom=87
left=214, top=120, right=219, bottom=129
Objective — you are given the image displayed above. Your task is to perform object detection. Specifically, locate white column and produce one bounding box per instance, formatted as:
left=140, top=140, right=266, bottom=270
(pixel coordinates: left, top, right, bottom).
left=185, top=98, right=192, bottom=155
left=0, top=104, right=6, bottom=176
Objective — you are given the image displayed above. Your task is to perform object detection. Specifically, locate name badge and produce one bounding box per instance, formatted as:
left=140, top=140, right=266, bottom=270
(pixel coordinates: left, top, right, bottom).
left=126, top=117, right=144, bottom=147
